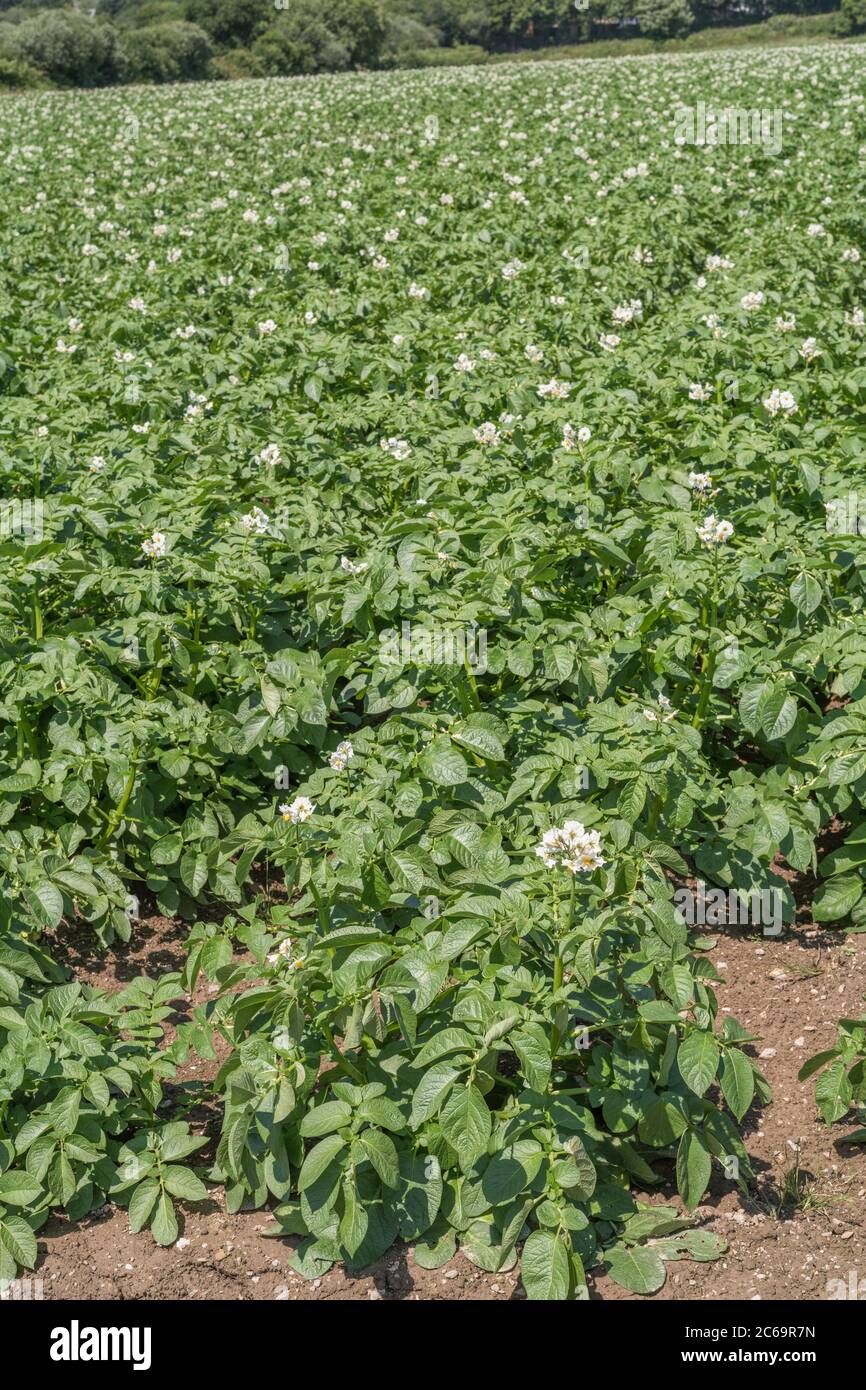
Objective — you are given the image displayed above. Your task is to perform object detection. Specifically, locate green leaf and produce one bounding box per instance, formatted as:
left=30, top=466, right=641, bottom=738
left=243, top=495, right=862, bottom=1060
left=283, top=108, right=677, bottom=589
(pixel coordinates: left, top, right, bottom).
left=414, top=1028, right=477, bottom=1069
left=0, top=1215, right=38, bottom=1270
left=24, top=881, right=64, bottom=928
left=617, top=777, right=647, bottom=824
left=49, top=1088, right=81, bottom=1138
left=720, top=1048, right=755, bottom=1122
left=413, top=1215, right=457, bottom=1269
left=439, top=1084, right=491, bottom=1169
left=299, top=1101, right=352, bottom=1138
left=676, top=1129, right=712, bottom=1210
left=759, top=688, right=798, bottom=742
left=0, top=1172, right=42, bottom=1207
left=452, top=726, right=505, bottom=762
left=812, top=875, right=863, bottom=922
left=815, top=1059, right=853, bottom=1123
left=419, top=738, right=468, bottom=786
left=162, top=1166, right=208, bottom=1201
left=511, top=1024, right=552, bottom=1093
left=356, top=1097, right=405, bottom=1133
left=520, top=1230, right=570, bottom=1300
left=339, top=1183, right=368, bottom=1256
left=789, top=572, right=822, bottom=616
left=677, top=1031, right=720, bottom=1097
left=606, top=1242, right=666, bottom=1295
left=298, top=1134, right=347, bottom=1192
left=395, top=1153, right=442, bottom=1239
left=357, top=1129, right=400, bottom=1188
left=410, top=1061, right=462, bottom=1129
left=150, top=1191, right=179, bottom=1246
left=129, top=1178, right=160, bottom=1234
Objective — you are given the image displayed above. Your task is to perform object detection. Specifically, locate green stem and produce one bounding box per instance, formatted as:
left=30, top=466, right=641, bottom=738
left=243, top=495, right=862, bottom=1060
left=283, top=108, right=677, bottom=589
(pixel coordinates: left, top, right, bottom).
left=184, top=607, right=202, bottom=695
left=98, top=752, right=138, bottom=848
left=693, top=549, right=720, bottom=730
left=17, top=708, right=39, bottom=762
left=462, top=652, right=480, bottom=711
left=321, top=1023, right=365, bottom=1083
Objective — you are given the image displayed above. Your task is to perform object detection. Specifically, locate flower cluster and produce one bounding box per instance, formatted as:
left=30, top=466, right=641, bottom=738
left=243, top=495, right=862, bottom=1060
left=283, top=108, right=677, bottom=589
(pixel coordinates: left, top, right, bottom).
left=644, top=693, right=677, bottom=723
left=696, top=514, right=734, bottom=545
left=536, top=821, right=605, bottom=875
left=537, top=378, right=571, bottom=399
left=257, top=443, right=283, bottom=467
left=141, top=530, right=166, bottom=559
left=380, top=436, right=411, bottom=460
left=688, top=471, right=715, bottom=494
left=328, top=739, right=354, bottom=771
left=561, top=424, right=591, bottom=450
left=266, top=935, right=303, bottom=970
left=240, top=506, right=269, bottom=535
left=763, top=388, right=797, bottom=417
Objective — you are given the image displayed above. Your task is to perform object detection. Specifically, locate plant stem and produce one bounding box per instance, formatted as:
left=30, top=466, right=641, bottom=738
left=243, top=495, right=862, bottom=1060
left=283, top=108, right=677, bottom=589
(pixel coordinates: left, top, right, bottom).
left=98, top=752, right=138, bottom=848
left=693, top=548, right=720, bottom=729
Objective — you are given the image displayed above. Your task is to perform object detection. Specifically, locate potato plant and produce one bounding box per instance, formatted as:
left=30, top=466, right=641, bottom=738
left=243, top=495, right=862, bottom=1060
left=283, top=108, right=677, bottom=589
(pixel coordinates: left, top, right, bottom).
left=0, top=42, right=865, bottom=1297
left=802, top=1002, right=866, bottom=1135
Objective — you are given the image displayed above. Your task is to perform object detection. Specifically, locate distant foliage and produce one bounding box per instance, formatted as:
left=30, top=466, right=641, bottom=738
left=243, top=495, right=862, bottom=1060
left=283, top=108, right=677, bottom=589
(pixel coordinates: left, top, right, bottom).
left=838, top=0, right=866, bottom=30
left=252, top=8, right=352, bottom=76
left=121, top=20, right=214, bottom=82
left=182, top=0, right=266, bottom=49
left=634, top=0, right=695, bottom=37
left=7, top=10, right=125, bottom=85
left=0, top=2, right=851, bottom=87
left=0, top=45, right=43, bottom=87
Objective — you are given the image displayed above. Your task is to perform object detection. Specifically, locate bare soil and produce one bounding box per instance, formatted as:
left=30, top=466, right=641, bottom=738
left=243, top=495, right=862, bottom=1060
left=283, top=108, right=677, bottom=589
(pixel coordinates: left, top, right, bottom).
left=36, top=902, right=866, bottom=1302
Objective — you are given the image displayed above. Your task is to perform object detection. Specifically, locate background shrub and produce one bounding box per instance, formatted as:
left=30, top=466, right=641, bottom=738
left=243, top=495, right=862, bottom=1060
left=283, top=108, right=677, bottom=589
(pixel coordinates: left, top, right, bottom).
left=634, top=0, right=695, bottom=38
left=121, top=20, right=213, bottom=82
left=837, top=0, right=866, bottom=31
left=8, top=10, right=125, bottom=85
left=251, top=7, right=352, bottom=76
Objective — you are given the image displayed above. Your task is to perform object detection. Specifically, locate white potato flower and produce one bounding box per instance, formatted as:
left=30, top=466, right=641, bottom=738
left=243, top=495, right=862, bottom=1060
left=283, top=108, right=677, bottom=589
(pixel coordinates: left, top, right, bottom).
left=240, top=506, right=269, bottom=535
left=537, top=378, right=571, bottom=399
left=696, top=514, right=734, bottom=545
left=473, top=421, right=501, bottom=446
left=536, top=821, right=605, bottom=875
left=688, top=472, right=714, bottom=494
left=257, top=443, right=283, bottom=467
left=764, top=388, right=797, bottom=417
left=141, top=530, right=167, bottom=559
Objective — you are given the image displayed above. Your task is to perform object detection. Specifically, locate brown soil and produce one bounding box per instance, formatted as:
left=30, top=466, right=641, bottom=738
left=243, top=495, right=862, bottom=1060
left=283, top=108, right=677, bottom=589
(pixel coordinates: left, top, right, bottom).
left=34, top=903, right=866, bottom=1302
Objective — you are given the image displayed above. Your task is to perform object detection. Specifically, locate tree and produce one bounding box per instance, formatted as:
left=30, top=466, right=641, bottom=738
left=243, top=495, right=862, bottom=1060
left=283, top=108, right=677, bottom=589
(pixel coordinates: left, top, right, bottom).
left=252, top=0, right=385, bottom=74
left=183, top=0, right=266, bottom=48
left=327, top=0, right=386, bottom=64
left=837, top=0, right=866, bottom=32
left=9, top=11, right=125, bottom=84
left=634, top=0, right=694, bottom=37
left=252, top=6, right=351, bottom=74
left=121, top=20, right=213, bottom=80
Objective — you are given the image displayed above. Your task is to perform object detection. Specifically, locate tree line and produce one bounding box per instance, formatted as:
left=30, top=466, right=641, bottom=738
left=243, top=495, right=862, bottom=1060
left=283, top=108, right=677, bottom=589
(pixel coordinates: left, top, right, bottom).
left=0, top=0, right=860, bottom=89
